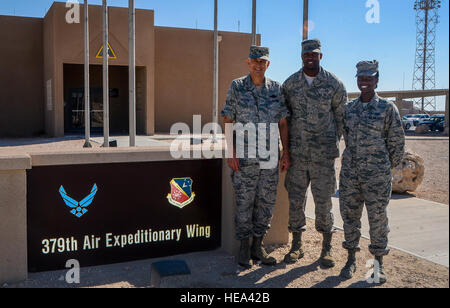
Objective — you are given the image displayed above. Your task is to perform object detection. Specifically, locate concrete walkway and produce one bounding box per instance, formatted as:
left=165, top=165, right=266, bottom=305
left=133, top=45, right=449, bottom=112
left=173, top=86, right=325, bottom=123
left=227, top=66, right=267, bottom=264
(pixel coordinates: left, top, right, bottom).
left=90, top=134, right=224, bottom=148
left=305, top=190, right=449, bottom=267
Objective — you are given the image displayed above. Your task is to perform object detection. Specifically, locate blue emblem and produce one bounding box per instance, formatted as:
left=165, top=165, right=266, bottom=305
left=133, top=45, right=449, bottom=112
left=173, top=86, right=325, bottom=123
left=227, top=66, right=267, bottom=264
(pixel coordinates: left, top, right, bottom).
left=59, top=184, right=98, bottom=218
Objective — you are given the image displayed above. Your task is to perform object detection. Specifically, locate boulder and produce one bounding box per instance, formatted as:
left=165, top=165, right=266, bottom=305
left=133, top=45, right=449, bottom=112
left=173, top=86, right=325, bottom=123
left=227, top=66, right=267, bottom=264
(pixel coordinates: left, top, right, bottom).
left=415, top=124, right=430, bottom=134
left=392, top=150, right=425, bottom=193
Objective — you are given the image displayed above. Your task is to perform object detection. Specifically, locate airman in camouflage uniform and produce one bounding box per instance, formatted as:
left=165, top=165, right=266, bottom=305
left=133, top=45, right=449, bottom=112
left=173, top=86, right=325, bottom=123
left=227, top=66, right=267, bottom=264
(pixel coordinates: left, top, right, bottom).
left=222, top=46, right=290, bottom=269
left=339, top=60, right=405, bottom=283
left=282, top=39, right=347, bottom=268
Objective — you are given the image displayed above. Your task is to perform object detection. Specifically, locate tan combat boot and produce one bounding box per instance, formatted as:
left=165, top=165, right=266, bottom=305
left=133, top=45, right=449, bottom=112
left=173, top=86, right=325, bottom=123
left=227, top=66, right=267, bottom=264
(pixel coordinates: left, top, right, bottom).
left=283, top=232, right=304, bottom=264
left=238, top=238, right=252, bottom=269
left=373, top=256, right=387, bottom=284
left=251, top=236, right=276, bottom=265
left=319, top=233, right=335, bottom=268
left=340, top=249, right=357, bottom=279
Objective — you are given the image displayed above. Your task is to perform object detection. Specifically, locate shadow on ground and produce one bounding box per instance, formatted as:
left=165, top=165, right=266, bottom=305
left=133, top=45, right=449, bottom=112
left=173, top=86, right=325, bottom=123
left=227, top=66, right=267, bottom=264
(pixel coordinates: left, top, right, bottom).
left=391, top=192, right=417, bottom=200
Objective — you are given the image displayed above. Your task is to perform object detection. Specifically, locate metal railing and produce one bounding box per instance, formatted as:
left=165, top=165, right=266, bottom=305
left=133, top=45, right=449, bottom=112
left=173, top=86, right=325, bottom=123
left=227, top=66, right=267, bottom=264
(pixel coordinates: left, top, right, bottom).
left=348, top=89, right=449, bottom=127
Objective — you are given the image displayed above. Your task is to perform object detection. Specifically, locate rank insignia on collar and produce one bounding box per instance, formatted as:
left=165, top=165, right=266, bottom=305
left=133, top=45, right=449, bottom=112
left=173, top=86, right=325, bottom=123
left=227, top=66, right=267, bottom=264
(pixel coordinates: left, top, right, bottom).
left=167, top=178, right=196, bottom=209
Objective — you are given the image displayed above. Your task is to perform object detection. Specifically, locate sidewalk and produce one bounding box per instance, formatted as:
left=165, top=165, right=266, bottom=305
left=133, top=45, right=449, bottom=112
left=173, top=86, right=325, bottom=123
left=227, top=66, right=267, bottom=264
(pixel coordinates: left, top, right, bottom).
left=305, top=190, right=449, bottom=267
left=405, top=136, right=448, bottom=141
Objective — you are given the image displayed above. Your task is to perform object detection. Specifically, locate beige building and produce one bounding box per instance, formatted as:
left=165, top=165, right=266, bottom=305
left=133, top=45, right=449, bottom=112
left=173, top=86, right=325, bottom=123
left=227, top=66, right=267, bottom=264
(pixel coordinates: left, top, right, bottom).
left=0, top=2, right=257, bottom=137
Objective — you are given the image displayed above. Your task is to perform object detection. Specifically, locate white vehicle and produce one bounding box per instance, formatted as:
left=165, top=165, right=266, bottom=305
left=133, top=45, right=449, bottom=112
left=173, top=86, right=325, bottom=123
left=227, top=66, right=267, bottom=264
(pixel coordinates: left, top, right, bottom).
left=411, top=114, right=430, bottom=126
left=402, top=115, right=415, bottom=130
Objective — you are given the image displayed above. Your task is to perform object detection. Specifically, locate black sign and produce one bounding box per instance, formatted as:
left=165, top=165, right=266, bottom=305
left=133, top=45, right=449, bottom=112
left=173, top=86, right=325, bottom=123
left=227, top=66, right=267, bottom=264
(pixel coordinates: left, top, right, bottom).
left=27, top=159, right=222, bottom=272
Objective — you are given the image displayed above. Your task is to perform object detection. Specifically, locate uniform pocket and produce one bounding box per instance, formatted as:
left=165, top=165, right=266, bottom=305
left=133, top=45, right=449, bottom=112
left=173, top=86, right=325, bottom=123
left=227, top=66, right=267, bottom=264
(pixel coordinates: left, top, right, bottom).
left=306, top=99, right=332, bottom=133
left=345, top=114, right=357, bottom=130
left=266, top=97, right=281, bottom=122
left=366, top=117, right=384, bottom=131
left=366, top=150, right=391, bottom=175
left=236, top=94, right=257, bottom=123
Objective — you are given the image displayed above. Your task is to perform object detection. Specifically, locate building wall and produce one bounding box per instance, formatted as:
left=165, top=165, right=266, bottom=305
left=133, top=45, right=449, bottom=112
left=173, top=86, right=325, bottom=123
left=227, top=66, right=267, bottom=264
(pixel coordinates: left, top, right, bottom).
left=1, top=3, right=258, bottom=137
left=43, top=3, right=155, bottom=137
left=154, top=27, right=257, bottom=133
left=0, top=16, right=44, bottom=137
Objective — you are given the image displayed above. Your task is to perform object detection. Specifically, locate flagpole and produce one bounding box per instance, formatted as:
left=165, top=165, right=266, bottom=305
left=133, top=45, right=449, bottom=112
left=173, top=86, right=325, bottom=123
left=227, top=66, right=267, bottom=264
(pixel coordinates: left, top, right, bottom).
left=102, top=0, right=110, bottom=147
left=212, top=0, right=219, bottom=143
left=252, top=0, right=257, bottom=45
left=129, top=0, right=136, bottom=147
left=83, top=0, right=92, bottom=148
left=302, top=0, right=309, bottom=41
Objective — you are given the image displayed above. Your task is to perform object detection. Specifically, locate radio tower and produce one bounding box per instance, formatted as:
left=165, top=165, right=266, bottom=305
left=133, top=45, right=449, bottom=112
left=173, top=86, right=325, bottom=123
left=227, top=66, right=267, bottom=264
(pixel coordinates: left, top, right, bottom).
left=412, top=0, right=441, bottom=112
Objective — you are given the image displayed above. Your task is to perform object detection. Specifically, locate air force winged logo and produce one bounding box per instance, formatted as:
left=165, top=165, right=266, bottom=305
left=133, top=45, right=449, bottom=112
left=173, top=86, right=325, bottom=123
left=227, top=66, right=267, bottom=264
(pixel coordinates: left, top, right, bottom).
left=167, top=178, right=195, bottom=209
left=59, top=184, right=98, bottom=218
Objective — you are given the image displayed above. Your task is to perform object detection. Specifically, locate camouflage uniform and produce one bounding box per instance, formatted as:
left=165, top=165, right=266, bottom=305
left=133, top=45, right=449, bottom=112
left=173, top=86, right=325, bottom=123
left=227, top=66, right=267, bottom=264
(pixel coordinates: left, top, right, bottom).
left=340, top=61, right=405, bottom=257
left=282, top=57, right=347, bottom=234
left=221, top=48, right=290, bottom=241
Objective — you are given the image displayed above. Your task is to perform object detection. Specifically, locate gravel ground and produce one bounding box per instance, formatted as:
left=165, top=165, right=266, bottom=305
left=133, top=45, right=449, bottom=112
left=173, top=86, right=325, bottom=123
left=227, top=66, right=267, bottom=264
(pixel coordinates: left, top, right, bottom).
left=403, top=139, right=449, bottom=205
left=4, top=219, right=448, bottom=289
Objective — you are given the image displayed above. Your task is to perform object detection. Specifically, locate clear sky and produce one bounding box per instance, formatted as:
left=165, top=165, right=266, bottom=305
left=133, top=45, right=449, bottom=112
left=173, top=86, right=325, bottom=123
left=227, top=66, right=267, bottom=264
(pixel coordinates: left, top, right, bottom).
left=1, top=0, right=449, bottom=110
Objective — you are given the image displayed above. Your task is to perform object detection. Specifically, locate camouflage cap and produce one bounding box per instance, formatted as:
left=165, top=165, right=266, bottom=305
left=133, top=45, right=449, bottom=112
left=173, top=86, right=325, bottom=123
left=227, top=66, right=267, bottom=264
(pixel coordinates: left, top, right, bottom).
left=356, top=60, right=379, bottom=77
left=302, top=39, right=322, bottom=54
left=249, top=46, right=270, bottom=61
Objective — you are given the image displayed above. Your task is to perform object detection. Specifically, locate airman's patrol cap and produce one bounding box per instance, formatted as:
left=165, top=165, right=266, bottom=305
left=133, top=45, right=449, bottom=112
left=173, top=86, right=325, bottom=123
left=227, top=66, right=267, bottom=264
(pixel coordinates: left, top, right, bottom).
left=249, top=46, right=270, bottom=61
left=302, top=39, right=322, bottom=54
left=356, top=60, right=379, bottom=77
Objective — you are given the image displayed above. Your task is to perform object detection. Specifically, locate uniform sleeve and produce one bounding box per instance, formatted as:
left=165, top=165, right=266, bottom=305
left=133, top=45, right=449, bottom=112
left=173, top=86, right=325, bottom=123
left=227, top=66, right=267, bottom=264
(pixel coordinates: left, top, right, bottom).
left=279, top=87, right=291, bottom=120
left=282, top=82, right=292, bottom=118
left=331, top=81, right=347, bottom=140
left=385, top=103, right=405, bottom=168
left=221, top=81, right=238, bottom=121
left=342, top=104, right=349, bottom=146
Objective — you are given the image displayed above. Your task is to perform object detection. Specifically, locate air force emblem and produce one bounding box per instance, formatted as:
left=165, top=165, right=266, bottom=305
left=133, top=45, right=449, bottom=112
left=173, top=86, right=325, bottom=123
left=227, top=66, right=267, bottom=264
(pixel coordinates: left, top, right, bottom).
left=167, top=178, right=195, bottom=209
left=59, top=184, right=98, bottom=218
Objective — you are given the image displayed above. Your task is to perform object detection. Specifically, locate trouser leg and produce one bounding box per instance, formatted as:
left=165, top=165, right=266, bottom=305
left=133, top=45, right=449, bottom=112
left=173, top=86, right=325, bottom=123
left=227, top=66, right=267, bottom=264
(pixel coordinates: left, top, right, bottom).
left=253, top=166, right=279, bottom=238
left=285, top=160, right=309, bottom=233
left=310, top=160, right=336, bottom=234
left=232, top=163, right=259, bottom=240
left=339, top=171, right=365, bottom=252
left=362, top=176, right=392, bottom=257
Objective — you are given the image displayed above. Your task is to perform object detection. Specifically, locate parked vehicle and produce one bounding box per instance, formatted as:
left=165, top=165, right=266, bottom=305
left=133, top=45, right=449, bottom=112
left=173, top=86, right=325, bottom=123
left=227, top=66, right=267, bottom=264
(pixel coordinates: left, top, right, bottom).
left=436, top=120, right=446, bottom=132
left=420, top=114, right=446, bottom=131
left=412, top=114, right=430, bottom=126
left=402, top=116, right=415, bottom=130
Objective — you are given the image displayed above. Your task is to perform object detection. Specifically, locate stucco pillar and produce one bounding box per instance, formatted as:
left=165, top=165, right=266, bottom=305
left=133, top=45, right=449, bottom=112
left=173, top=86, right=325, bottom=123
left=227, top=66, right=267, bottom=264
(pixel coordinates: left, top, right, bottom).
left=221, top=159, right=238, bottom=255
left=0, top=155, right=31, bottom=284
left=265, top=171, right=290, bottom=246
